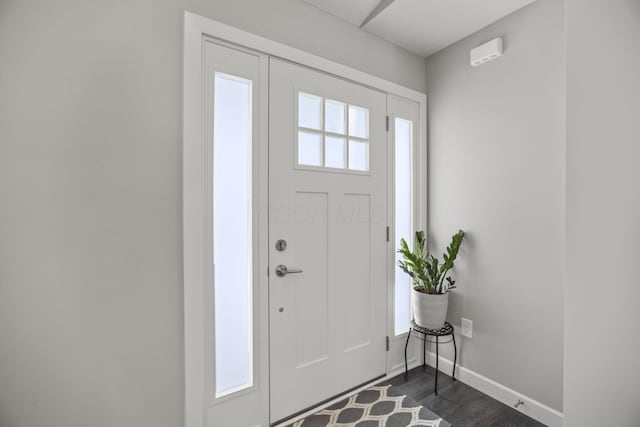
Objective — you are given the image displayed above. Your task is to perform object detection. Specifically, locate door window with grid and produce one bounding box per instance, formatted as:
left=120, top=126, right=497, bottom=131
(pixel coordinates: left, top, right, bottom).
left=297, top=92, right=370, bottom=172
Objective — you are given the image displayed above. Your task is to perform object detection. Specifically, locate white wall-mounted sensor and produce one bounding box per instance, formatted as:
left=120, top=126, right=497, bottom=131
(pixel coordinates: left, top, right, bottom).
left=470, top=37, right=503, bottom=67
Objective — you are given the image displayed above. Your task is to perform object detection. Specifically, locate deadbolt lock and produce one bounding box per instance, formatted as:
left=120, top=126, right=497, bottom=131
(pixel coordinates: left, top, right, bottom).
left=275, top=239, right=287, bottom=251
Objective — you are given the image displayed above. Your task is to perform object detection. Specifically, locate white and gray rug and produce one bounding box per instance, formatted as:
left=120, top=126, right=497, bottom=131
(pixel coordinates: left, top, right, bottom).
left=292, top=384, right=450, bottom=427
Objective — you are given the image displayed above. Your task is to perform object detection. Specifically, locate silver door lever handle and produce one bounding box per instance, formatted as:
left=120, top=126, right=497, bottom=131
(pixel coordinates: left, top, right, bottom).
left=275, top=264, right=303, bottom=277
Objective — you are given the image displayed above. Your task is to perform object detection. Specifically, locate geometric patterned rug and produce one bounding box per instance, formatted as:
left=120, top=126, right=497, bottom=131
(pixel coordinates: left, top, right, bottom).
left=291, top=384, right=450, bottom=427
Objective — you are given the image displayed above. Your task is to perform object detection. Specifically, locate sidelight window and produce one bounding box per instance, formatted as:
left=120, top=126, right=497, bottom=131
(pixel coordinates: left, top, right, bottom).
left=213, top=72, right=254, bottom=397
left=394, top=117, right=414, bottom=335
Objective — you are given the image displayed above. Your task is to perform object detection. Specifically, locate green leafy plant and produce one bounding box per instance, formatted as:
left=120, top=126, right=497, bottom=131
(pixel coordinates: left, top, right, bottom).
left=397, top=230, right=465, bottom=294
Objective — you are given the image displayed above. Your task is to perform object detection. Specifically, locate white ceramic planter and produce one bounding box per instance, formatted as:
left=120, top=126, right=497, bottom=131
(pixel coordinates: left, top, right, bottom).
left=411, top=289, right=449, bottom=329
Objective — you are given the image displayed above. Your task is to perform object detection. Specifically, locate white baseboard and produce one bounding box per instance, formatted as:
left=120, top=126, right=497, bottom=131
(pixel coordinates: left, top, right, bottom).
left=423, top=351, right=563, bottom=427
left=390, top=356, right=419, bottom=376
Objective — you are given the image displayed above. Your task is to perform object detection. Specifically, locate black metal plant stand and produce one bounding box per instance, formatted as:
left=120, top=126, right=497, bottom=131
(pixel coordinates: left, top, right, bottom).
left=404, top=320, right=457, bottom=395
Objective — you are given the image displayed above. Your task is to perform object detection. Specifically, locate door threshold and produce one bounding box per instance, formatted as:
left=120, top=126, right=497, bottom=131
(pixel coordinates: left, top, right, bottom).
left=271, top=374, right=386, bottom=427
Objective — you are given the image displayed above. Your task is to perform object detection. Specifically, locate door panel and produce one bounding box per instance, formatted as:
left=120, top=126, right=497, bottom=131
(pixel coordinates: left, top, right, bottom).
left=292, top=191, right=329, bottom=369
left=336, top=193, right=372, bottom=353
left=269, top=58, right=388, bottom=422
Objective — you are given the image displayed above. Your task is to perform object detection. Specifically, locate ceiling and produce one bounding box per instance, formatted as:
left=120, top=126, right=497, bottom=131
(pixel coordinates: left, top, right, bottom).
left=302, top=0, right=537, bottom=57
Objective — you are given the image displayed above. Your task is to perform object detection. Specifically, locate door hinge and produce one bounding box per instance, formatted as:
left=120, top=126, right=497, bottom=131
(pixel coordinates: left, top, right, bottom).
left=386, top=336, right=390, bottom=351
left=386, top=116, right=390, bottom=132
left=386, top=226, right=390, bottom=242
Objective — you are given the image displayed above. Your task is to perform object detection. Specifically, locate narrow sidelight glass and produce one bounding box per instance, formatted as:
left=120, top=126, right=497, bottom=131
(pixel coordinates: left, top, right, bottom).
left=394, top=118, right=413, bottom=335
left=213, top=73, right=253, bottom=397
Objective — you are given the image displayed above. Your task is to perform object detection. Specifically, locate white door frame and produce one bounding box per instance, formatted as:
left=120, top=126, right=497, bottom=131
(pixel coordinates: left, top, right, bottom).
left=183, top=11, right=427, bottom=427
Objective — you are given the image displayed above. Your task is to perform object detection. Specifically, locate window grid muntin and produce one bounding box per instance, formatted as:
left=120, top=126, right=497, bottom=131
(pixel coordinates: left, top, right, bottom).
left=297, top=92, right=369, bottom=172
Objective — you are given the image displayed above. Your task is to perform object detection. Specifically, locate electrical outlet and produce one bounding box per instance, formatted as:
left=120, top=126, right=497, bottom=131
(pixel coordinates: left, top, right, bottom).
left=461, top=318, right=473, bottom=338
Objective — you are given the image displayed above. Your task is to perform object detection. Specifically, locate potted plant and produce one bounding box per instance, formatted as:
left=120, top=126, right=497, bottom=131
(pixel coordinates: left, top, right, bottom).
left=398, top=230, right=465, bottom=329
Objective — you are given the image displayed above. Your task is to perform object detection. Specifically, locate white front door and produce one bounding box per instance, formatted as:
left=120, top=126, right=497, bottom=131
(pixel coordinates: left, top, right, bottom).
left=268, top=59, right=388, bottom=422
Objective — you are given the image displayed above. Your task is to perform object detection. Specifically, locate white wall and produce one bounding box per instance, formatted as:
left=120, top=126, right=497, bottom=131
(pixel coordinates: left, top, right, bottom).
left=564, top=0, right=640, bottom=425
left=425, top=0, right=565, bottom=411
left=0, top=1, right=426, bottom=426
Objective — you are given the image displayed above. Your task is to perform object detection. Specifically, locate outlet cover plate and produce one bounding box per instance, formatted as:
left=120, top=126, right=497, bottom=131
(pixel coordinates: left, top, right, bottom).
left=461, top=318, right=473, bottom=338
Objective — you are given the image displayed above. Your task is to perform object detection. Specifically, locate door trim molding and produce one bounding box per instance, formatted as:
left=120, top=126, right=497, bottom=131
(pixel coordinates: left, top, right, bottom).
left=185, top=12, right=426, bottom=103
left=183, top=11, right=427, bottom=427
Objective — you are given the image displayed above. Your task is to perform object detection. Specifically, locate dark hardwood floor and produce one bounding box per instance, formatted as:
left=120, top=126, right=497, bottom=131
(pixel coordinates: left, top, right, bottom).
left=380, top=366, right=546, bottom=427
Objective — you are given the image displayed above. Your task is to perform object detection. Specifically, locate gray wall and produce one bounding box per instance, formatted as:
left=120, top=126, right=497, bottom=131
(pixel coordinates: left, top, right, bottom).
left=0, top=1, right=425, bottom=426
left=425, top=0, right=564, bottom=411
left=564, top=0, right=640, bottom=425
